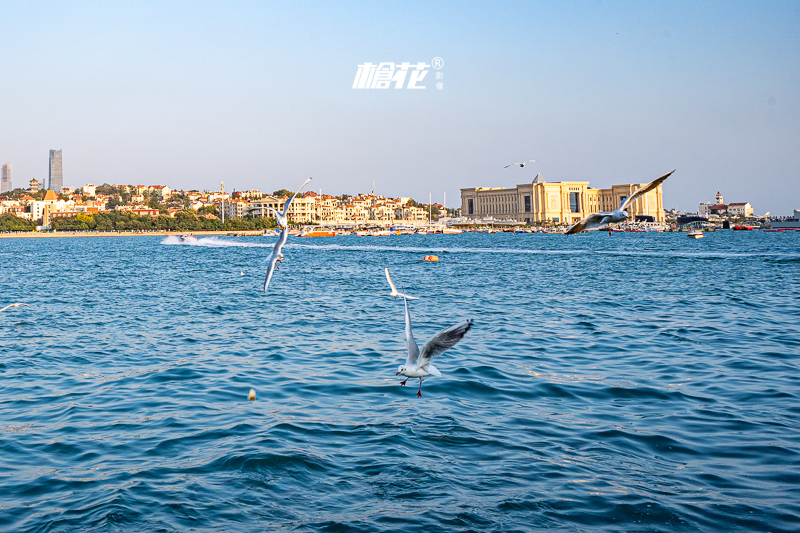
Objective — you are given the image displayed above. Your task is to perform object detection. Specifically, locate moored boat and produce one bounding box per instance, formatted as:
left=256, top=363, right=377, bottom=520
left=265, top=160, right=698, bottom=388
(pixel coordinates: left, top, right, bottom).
left=299, top=230, right=336, bottom=237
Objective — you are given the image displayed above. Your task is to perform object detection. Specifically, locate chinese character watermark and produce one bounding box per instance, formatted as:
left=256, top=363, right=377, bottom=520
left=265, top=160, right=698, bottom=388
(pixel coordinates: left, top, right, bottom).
left=352, top=58, right=443, bottom=90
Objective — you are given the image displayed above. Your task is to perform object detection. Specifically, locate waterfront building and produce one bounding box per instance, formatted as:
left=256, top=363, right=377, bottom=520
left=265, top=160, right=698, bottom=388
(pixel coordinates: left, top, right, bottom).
left=727, top=202, right=753, bottom=217
left=49, top=150, right=63, bottom=192
left=1, top=163, right=11, bottom=193
left=223, top=198, right=250, bottom=219
left=708, top=204, right=728, bottom=216
left=246, top=195, right=281, bottom=218
left=460, top=173, right=665, bottom=225
left=29, top=190, right=62, bottom=226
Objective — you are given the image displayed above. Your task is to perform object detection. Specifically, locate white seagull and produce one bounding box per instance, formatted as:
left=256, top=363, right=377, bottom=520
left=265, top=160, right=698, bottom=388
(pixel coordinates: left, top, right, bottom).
left=396, top=296, right=473, bottom=398
left=268, top=177, right=313, bottom=228
left=385, top=268, right=419, bottom=300
left=0, top=303, right=30, bottom=312
left=504, top=160, right=536, bottom=168
left=262, top=177, right=313, bottom=291
left=565, top=169, right=675, bottom=235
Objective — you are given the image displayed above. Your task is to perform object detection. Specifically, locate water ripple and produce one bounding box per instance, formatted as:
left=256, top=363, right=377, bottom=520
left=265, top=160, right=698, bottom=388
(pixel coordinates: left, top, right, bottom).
left=1, top=232, right=799, bottom=531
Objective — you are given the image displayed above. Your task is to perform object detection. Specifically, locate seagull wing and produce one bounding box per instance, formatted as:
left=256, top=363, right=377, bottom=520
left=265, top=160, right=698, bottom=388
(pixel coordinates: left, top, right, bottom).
left=619, top=169, right=675, bottom=211
left=404, top=296, right=420, bottom=367
left=417, top=319, right=473, bottom=372
left=503, top=164, right=514, bottom=168
left=280, top=177, right=313, bottom=216
left=566, top=213, right=606, bottom=234
left=385, top=268, right=420, bottom=299
left=385, top=267, right=398, bottom=296
left=263, top=227, right=288, bottom=291
left=263, top=253, right=279, bottom=292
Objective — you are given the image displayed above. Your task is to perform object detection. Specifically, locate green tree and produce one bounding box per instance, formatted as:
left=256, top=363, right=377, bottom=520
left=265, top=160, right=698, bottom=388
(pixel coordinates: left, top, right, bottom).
left=0, top=213, right=35, bottom=231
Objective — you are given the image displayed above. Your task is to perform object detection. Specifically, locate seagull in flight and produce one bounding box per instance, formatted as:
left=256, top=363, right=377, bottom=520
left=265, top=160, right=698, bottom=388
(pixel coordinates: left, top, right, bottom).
left=269, top=177, right=313, bottom=228
left=0, top=303, right=30, bottom=312
left=504, top=160, right=536, bottom=168
left=263, top=177, right=313, bottom=291
left=385, top=268, right=419, bottom=300
left=396, top=296, right=473, bottom=398
left=565, top=170, right=675, bottom=235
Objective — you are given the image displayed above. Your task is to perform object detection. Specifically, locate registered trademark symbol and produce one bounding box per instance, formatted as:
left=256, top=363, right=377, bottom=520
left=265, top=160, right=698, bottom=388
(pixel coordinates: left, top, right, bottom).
left=432, top=57, right=444, bottom=69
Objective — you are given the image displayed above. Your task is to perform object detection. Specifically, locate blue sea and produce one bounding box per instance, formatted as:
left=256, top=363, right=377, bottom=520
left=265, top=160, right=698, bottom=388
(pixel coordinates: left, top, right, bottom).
left=1, top=231, right=799, bottom=532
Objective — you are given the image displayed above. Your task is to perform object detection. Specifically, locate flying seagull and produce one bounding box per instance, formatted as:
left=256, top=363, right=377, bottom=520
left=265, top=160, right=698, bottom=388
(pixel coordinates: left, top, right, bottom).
left=0, top=303, right=30, bottom=312
left=504, top=160, right=536, bottom=168
left=396, top=296, right=473, bottom=398
left=263, top=177, right=313, bottom=291
left=385, top=268, right=419, bottom=300
left=269, top=177, right=313, bottom=228
left=565, top=170, right=675, bottom=235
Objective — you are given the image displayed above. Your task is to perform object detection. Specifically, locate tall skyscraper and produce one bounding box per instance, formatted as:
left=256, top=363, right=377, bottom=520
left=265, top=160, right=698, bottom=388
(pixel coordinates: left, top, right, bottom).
left=49, top=149, right=63, bottom=192
left=0, top=163, right=11, bottom=193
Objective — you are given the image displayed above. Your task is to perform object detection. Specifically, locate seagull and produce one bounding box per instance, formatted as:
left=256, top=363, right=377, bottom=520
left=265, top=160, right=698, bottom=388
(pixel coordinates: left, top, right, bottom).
left=0, top=303, right=30, bottom=312
left=263, top=224, right=288, bottom=292
left=396, top=296, right=473, bottom=398
left=262, top=177, right=313, bottom=291
left=385, top=268, right=419, bottom=300
left=269, top=177, right=313, bottom=228
left=504, top=160, right=536, bottom=168
left=565, top=170, right=675, bottom=235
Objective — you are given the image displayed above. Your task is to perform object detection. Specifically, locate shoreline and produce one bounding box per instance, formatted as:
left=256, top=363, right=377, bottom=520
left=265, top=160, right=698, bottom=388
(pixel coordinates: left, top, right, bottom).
left=0, top=230, right=265, bottom=239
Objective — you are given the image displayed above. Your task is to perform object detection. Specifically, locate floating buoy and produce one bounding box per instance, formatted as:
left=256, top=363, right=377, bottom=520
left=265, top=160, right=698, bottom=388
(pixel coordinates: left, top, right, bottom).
left=423, top=255, right=439, bottom=262
left=248, top=389, right=256, bottom=401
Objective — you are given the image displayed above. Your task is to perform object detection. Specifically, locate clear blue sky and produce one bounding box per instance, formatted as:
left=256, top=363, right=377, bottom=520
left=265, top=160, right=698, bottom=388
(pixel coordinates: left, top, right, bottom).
left=1, top=1, right=798, bottom=214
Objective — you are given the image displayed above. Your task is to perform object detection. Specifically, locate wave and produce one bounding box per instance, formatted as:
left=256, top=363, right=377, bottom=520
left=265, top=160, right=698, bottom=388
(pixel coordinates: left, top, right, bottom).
left=160, top=235, right=274, bottom=248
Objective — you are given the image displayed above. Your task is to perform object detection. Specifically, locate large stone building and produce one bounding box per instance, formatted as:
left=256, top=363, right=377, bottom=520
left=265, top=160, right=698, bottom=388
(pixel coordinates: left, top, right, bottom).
left=460, top=173, right=665, bottom=225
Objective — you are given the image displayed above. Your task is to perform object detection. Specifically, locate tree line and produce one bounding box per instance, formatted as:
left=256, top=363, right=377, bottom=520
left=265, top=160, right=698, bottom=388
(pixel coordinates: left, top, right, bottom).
left=48, top=211, right=279, bottom=232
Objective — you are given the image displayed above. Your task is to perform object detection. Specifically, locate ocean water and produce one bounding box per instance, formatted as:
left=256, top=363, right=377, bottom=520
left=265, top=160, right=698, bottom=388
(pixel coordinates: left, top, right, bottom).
left=1, top=231, right=799, bottom=532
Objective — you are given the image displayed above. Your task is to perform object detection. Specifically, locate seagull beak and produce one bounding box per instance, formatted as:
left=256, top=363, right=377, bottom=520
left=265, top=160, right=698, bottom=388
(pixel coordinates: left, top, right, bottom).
left=396, top=371, right=401, bottom=376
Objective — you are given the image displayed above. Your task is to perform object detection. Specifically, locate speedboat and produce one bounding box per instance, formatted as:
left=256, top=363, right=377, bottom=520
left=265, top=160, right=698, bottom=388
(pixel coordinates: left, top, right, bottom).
left=687, top=229, right=704, bottom=239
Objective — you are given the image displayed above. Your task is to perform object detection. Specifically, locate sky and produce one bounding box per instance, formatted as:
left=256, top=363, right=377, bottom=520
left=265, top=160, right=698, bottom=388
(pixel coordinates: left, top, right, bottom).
left=1, top=0, right=798, bottom=214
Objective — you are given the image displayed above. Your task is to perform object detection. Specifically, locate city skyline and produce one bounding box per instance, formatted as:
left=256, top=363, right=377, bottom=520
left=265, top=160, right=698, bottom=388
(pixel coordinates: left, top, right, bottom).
left=1, top=2, right=798, bottom=214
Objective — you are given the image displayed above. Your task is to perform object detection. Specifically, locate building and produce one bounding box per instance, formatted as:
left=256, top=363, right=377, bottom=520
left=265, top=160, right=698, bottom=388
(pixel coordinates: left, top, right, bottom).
left=460, top=173, right=665, bottom=225
left=29, top=178, right=40, bottom=193
left=29, top=190, right=62, bottom=226
left=727, top=202, right=754, bottom=217
left=49, top=149, right=63, bottom=192
left=1, top=163, right=11, bottom=193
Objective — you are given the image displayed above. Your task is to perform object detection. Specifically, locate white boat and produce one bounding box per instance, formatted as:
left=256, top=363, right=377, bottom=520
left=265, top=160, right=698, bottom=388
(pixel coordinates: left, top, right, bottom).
left=687, top=229, right=704, bottom=239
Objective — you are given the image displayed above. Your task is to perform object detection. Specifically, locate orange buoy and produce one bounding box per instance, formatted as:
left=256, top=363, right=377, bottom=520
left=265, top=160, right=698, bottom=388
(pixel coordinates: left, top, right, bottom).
left=423, top=255, right=439, bottom=262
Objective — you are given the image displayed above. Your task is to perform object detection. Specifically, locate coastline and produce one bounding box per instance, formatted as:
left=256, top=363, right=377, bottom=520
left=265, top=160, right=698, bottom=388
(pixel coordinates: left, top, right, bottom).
left=0, top=230, right=265, bottom=239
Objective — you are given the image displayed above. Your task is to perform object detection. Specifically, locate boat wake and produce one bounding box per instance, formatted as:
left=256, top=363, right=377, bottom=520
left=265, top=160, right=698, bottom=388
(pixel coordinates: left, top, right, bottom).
left=161, top=236, right=273, bottom=248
